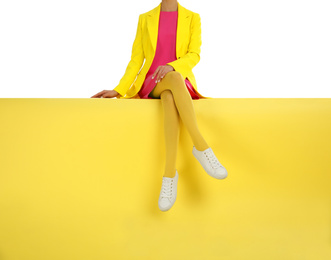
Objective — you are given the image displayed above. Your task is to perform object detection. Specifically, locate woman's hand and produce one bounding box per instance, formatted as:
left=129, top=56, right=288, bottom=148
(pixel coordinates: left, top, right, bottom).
left=90, top=90, right=120, bottom=98
left=152, top=65, right=174, bottom=83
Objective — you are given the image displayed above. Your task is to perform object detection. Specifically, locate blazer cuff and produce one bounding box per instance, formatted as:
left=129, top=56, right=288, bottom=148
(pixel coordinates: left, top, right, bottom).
left=113, top=87, right=125, bottom=98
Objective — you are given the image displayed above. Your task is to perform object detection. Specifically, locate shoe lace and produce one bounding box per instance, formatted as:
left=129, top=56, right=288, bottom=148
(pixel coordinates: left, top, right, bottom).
left=160, top=178, right=173, bottom=199
left=203, top=149, right=222, bottom=169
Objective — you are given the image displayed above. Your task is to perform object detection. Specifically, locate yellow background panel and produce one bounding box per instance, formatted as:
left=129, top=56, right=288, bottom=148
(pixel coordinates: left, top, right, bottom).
left=0, top=98, right=330, bottom=260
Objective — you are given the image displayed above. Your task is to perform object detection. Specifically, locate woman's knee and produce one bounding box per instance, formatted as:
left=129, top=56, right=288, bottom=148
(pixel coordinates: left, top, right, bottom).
left=164, top=71, right=184, bottom=82
left=160, top=90, right=174, bottom=102
left=153, top=71, right=186, bottom=97
left=161, top=71, right=186, bottom=93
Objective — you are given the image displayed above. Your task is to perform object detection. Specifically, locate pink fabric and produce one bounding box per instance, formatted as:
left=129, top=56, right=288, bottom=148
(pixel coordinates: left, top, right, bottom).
left=138, top=11, right=200, bottom=100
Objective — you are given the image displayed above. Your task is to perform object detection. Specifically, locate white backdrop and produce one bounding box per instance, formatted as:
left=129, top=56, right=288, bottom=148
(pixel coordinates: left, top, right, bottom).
left=0, top=0, right=330, bottom=98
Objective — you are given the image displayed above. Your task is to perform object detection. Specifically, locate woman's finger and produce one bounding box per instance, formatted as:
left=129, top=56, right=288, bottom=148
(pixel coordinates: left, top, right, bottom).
left=159, top=66, right=167, bottom=82
left=156, top=67, right=165, bottom=83
left=152, top=67, right=160, bottom=81
left=91, top=90, right=106, bottom=98
left=161, top=67, right=170, bottom=79
left=91, top=93, right=100, bottom=98
left=158, top=66, right=172, bottom=82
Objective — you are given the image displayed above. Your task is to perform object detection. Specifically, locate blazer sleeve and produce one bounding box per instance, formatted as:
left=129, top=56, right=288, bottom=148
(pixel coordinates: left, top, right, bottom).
left=113, top=14, right=145, bottom=97
left=166, top=12, right=201, bottom=79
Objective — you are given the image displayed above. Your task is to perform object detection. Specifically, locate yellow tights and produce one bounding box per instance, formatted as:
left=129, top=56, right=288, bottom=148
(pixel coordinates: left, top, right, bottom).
left=149, top=71, right=209, bottom=178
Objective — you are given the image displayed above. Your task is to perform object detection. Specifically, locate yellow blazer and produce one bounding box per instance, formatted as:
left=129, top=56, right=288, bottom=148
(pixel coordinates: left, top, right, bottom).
left=113, top=2, right=212, bottom=99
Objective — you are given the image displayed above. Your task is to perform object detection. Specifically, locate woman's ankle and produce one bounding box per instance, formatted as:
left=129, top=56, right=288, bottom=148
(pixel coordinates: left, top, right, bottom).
left=163, top=169, right=177, bottom=178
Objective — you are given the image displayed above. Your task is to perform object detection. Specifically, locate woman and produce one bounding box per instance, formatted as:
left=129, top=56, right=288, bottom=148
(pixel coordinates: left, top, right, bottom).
left=91, top=0, right=228, bottom=212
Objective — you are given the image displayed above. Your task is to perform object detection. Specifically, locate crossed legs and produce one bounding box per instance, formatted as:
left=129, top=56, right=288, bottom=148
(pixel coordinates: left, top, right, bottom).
left=149, top=71, right=209, bottom=178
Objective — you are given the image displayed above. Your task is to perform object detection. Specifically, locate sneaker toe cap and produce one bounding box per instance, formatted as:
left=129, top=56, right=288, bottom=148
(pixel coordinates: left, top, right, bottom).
left=215, top=167, right=228, bottom=179
left=158, top=198, right=172, bottom=211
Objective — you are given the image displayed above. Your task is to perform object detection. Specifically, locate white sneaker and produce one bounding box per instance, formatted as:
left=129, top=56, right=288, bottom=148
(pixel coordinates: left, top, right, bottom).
left=158, top=170, right=179, bottom=212
left=192, top=146, right=228, bottom=179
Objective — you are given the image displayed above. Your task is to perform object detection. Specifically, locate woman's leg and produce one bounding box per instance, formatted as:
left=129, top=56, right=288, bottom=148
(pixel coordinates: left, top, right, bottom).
left=149, top=71, right=209, bottom=154
left=158, top=90, right=180, bottom=178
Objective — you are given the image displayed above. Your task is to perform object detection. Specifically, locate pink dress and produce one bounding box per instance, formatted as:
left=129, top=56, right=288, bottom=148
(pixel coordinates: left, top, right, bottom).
left=138, top=10, right=200, bottom=100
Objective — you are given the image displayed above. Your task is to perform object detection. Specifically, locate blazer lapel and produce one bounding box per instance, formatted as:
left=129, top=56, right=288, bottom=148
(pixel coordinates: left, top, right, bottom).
left=147, top=4, right=160, bottom=52
left=147, top=2, right=190, bottom=59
